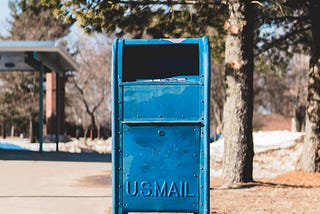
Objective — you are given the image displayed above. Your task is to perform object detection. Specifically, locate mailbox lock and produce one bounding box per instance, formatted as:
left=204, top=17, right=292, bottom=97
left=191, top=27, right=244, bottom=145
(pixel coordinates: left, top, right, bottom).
left=158, top=130, right=165, bottom=136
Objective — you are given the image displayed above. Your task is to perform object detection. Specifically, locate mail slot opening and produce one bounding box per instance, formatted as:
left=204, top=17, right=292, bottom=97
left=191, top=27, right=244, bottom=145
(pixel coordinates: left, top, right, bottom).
left=122, top=44, right=199, bottom=82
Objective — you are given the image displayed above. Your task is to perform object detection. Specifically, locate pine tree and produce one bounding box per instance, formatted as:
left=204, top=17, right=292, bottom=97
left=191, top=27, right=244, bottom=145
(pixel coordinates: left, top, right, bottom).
left=42, top=0, right=258, bottom=183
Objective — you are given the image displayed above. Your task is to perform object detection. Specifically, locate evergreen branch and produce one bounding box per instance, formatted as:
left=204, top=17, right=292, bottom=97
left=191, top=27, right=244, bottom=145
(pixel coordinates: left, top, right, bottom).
left=256, top=24, right=311, bottom=56
left=117, top=0, right=222, bottom=6
left=258, top=15, right=310, bottom=25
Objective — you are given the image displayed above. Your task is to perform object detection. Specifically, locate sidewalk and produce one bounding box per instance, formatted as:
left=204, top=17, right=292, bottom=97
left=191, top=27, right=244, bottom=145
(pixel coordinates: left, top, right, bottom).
left=0, top=150, right=112, bottom=214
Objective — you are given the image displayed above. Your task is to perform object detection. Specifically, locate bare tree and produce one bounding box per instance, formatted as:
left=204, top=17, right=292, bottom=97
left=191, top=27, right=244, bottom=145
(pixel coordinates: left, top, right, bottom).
left=210, top=63, right=225, bottom=138
left=252, top=52, right=308, bottom=133
left=287, top=54, right=308, bottom=132
left=0, top=72, right=39, bottom=142
left=65, top=32, right=112, bottom=141
left=95, top=95, right=111, bottom=139
left=253, top=70, right=291, bottom=116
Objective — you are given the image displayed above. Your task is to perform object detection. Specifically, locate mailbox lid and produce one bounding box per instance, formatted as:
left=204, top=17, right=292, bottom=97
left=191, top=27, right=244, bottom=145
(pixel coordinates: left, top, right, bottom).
left=122, top=124, right=200, bottom=212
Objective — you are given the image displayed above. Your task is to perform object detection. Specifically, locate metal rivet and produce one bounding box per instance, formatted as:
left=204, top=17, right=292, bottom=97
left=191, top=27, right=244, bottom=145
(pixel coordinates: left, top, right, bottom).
left=159, top=115, right=163, bottom=118
left=158, top=130, right=165, bottom=136
left=137, top=115, right=141, bottom=118
left=193, top=203, right=197, bottom=207
left=181, top=114, right=185, bottom=118
left=194, top=154, right=198, bottom=158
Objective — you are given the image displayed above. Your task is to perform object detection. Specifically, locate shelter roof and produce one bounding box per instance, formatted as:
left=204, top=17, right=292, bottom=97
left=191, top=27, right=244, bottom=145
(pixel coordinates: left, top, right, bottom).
left=0, top=40, right=78, bottom=73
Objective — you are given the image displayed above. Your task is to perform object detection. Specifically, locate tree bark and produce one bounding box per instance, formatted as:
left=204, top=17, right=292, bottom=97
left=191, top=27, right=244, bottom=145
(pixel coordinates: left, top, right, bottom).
left=222, top=0, right=254, bottom=183
left=302, top=62, right=320, bottom=172
left=301, top=0, right=320, bottom=173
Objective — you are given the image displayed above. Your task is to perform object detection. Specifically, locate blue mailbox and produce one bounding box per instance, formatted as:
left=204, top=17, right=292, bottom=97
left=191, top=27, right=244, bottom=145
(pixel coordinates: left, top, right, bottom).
left=112, top=37, right=210, bottom=214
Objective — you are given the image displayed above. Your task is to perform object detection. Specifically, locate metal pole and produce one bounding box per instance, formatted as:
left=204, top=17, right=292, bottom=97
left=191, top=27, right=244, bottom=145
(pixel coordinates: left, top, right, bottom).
left=56, top=72, right=60, bottom=152
left=39, top=62, right=44, bottom=152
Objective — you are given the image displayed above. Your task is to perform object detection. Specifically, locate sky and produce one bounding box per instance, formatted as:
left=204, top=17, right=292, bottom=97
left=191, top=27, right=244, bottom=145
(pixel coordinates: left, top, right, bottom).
left=0, top=0, right=11, bottom=36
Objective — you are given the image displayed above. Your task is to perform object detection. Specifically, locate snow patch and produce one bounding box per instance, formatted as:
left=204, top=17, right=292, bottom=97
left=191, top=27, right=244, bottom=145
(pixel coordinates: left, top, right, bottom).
left=210, top=131, right=304, bottom=178
left=210, top=131, right=303, bottom=161
left=0, top=137, right=112, bottom=153
left=1, top=131, right=305, bottom=179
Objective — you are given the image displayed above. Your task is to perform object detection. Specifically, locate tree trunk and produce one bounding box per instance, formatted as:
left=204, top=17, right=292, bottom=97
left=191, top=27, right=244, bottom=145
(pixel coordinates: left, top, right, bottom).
left=292, top=106, right=306, bottom=132
left=97, top=124, right=101, bottom=139
left=84, top=127, right=88, bottom=142
left=2, top=122, right=6, bottom=139
left=301, top=63, right=320, bottom=172
left=90, top=113, right=97, bottom=139
left=222, top=0, right=254, bottom=183
left=301, top=0, right=320, bottom=173
left=11, top=125, right=15, bottom=137
left=90, top=129, right=93, bottom=140
left=29, top=118, right=35, bottom=143
left=76, top=128, right=80, bottom=140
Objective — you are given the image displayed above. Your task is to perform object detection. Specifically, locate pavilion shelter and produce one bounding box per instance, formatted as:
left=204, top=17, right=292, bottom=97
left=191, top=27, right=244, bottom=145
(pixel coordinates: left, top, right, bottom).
left=0, top=41, right=78, bottom=152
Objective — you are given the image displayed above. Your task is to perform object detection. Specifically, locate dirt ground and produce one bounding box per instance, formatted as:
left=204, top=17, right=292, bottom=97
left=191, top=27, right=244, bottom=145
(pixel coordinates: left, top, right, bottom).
left=210, top=171, right=320, bottom=214
left=105, top=171, right=320, bottom=214
left=1, top=150, right=319, bottom=213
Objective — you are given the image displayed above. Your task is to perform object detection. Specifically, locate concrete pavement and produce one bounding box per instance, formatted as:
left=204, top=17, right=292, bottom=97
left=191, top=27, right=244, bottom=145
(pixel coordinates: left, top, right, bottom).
left=0, top=150, right=112, bottom=214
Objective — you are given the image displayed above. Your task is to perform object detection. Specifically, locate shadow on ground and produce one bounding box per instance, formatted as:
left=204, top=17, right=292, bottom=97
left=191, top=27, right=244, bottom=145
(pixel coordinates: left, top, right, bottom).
left=0, top=149, right=111, bottom=162
left=211, top=181, right=319, bottom=191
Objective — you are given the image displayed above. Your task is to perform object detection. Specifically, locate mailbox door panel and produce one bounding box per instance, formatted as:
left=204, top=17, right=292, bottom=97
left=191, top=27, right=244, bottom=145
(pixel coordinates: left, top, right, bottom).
left=123, top=84, right=200, bottom=121
left=122, top=124, right=200, bottom=212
